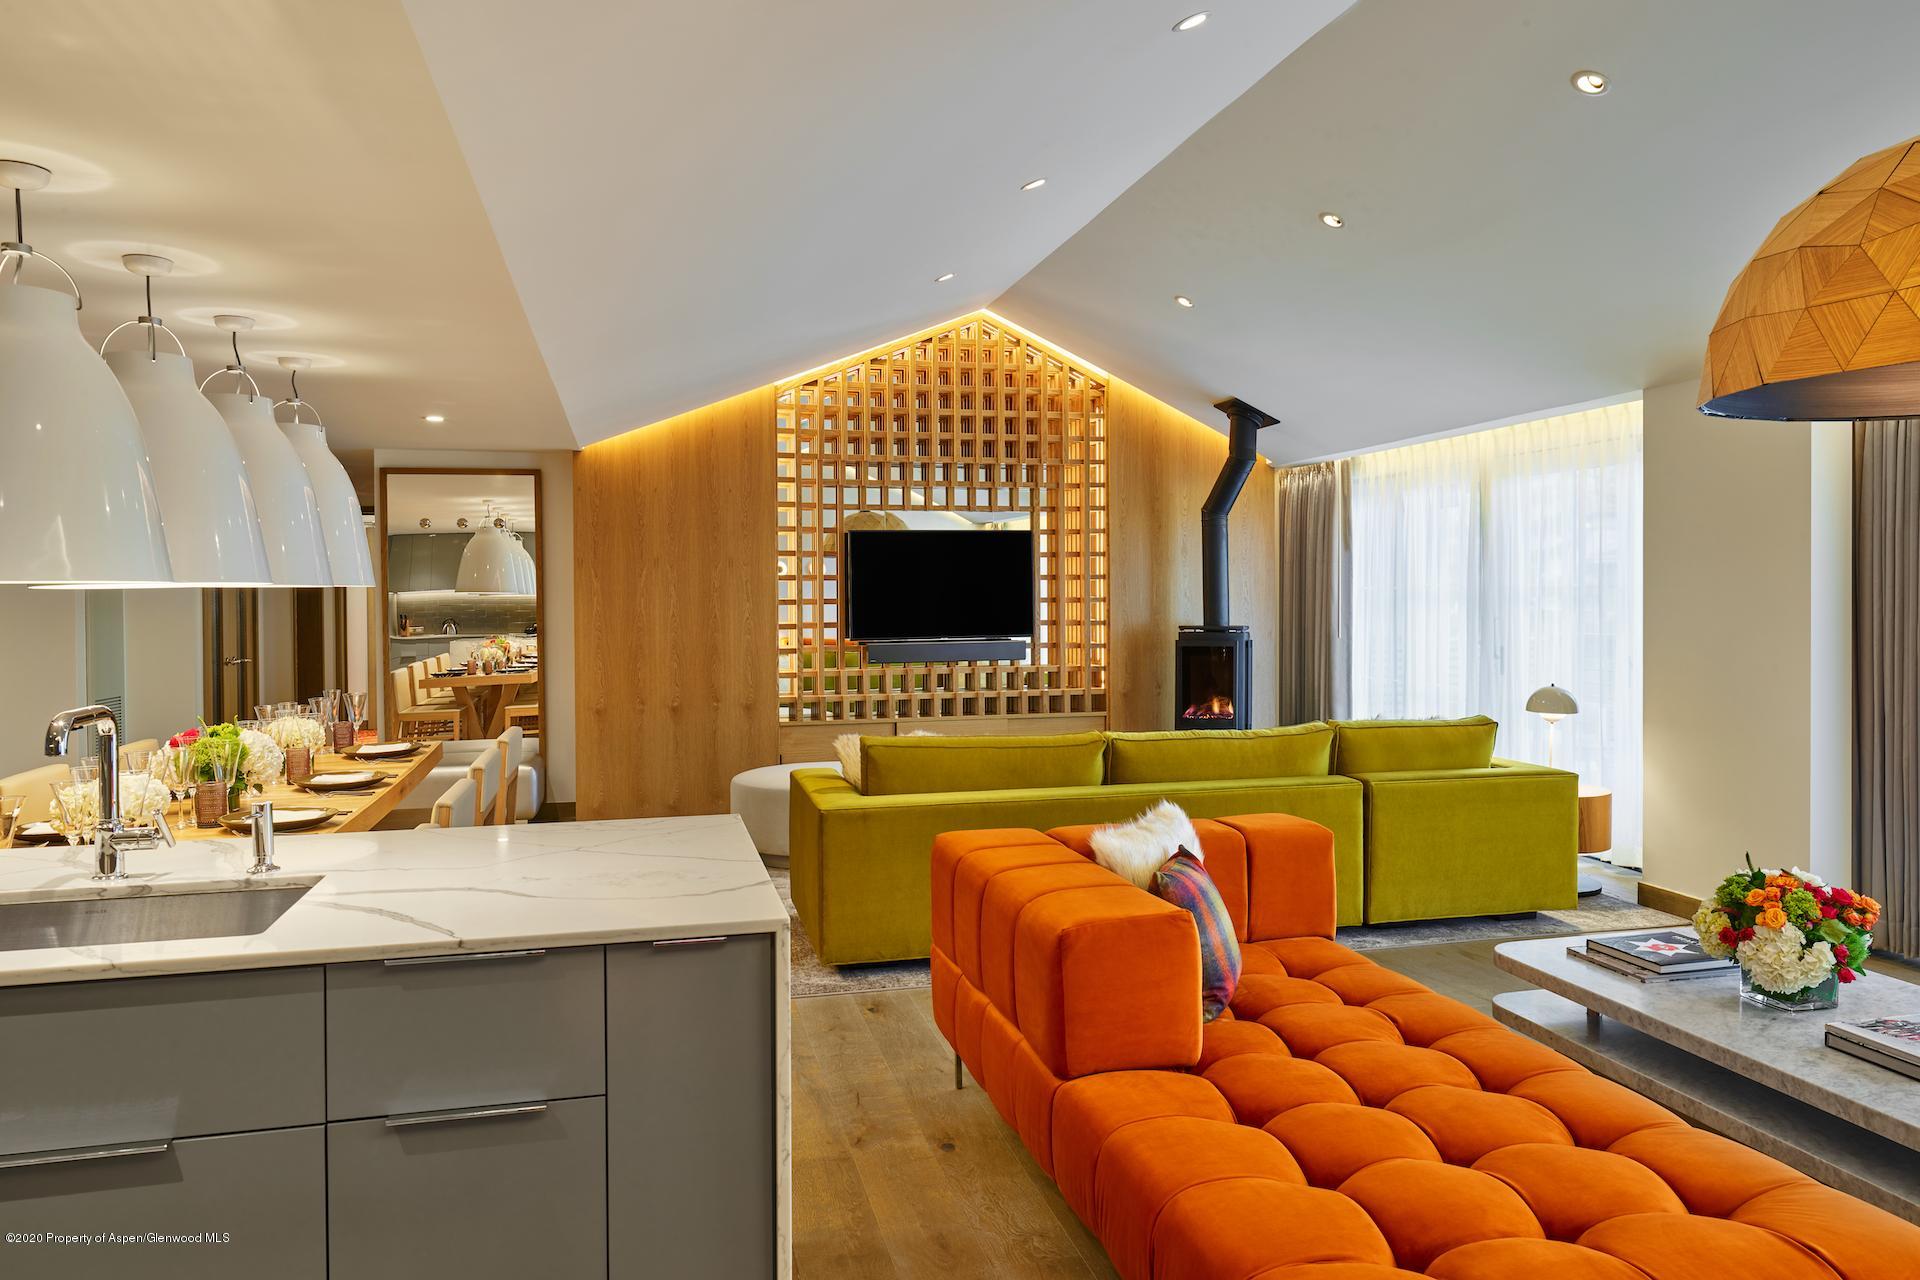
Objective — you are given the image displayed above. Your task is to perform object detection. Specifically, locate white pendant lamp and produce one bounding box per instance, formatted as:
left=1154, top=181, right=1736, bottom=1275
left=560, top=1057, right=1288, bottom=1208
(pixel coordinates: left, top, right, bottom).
left=0, top=160, right=172, bottom=585
left=274, top=357, right=375, bottom=588
left=202, top=316, right=332, bottom=587
left=97, top=256, right=273, bottom=587
left=456, top=515, right=520, bottom=595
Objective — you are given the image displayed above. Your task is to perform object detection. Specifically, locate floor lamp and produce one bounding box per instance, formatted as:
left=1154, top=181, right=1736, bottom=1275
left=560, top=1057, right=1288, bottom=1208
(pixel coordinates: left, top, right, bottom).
left=1527, top=684, right=1600, bottom=896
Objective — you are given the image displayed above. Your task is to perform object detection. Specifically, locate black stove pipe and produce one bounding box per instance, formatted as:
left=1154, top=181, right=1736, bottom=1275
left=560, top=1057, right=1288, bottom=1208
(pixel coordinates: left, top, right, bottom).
left=1201, top=397, right=1280, bottom=628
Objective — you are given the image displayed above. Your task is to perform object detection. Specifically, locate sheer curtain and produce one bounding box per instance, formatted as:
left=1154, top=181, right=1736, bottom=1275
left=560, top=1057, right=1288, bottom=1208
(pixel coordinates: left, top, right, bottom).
left=1348, top=402, right=1644, bottom=865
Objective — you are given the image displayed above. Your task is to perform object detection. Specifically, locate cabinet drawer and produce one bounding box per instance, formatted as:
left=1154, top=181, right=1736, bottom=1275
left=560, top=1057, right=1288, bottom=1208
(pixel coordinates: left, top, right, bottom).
left=608, top=933, right=776, bottom=1278
left=326, top=944, right=603, bottom=1120
left=0, top=968, right=323, bottom=1155
left=328, top=1095, right=605, bottom=1280
left=0, top=1126, right=324, bottom=1280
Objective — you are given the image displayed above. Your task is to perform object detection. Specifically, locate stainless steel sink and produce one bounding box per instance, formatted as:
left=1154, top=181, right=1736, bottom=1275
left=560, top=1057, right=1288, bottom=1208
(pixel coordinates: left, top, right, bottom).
left=0, top=885, right=312, bottom=952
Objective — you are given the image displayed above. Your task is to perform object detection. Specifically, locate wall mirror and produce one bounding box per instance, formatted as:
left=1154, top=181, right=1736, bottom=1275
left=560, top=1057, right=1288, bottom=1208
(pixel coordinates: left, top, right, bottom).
left=378, top=469, right=544, bottom=748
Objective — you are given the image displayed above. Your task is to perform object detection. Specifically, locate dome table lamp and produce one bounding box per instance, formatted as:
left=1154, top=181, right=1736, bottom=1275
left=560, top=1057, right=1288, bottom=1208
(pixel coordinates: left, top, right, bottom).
left=1526, top=683, right=1601, bottom=897
left=1525, top=683, right=1578, bottom=767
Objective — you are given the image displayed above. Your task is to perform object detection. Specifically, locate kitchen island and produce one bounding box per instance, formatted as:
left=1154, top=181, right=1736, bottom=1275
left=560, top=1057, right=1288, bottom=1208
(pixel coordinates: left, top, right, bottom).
left=0, top=816, right=790, bottom=1280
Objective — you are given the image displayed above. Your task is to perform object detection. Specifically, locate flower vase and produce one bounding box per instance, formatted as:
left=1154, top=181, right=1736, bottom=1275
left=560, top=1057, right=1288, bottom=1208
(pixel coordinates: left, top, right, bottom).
left=1739, top=969, right=1840, bottom=1012
left=193, top=782, right=226, bottom=829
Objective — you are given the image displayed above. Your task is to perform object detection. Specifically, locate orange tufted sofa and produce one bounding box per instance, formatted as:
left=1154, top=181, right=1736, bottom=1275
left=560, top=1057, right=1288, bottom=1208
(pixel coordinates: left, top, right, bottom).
left=930, top=815, right=1920, bottom=1280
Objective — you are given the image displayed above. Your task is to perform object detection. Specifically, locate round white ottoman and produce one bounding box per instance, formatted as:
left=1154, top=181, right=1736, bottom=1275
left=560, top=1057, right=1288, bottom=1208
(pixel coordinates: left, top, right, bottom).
left=730, top=761, right=841, bottom=864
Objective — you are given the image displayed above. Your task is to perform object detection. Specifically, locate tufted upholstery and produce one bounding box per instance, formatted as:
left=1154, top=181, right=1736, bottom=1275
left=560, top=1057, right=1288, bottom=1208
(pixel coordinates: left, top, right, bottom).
left=930, top=818, right=1920, bottom=1280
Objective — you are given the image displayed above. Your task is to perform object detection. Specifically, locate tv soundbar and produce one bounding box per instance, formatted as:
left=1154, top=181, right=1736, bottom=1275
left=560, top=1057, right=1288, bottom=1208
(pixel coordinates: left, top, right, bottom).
left=862, top=639, right=1030, bottom=664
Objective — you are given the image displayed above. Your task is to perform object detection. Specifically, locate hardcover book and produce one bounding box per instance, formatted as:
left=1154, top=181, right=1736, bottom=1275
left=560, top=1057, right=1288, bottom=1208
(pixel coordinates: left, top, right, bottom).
left=1826, top=1016, right=1920, bottom=1079
left=1585, top=930, right=1737, bottom=974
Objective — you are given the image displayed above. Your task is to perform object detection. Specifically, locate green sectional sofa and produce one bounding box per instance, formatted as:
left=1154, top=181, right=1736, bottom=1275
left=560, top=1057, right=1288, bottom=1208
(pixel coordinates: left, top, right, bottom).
left=789, top=716, right=1575, bottom=965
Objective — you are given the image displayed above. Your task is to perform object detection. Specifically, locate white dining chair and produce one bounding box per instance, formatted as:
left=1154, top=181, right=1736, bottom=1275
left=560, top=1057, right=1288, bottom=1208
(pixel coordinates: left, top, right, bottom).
left=495, top=726, right=524, bottom=823
left=467, top=744, right=502, bottom=827
left=430, top=777, right=478, bottom=829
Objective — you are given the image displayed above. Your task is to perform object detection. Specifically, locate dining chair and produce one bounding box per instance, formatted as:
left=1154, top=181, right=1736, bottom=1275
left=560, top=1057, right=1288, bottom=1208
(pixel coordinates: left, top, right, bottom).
left=467, top=743, right=502, bottom=826
left=393, top=666, right=457, bottom=742
left=431, top=777, right=478, bottom=829
left=495, top=726, right=524, bottom=823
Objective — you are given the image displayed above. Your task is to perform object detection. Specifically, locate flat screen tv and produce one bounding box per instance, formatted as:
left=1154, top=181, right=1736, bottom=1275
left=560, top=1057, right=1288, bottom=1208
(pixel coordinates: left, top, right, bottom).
left=843, top=529, right=1034, bottom=645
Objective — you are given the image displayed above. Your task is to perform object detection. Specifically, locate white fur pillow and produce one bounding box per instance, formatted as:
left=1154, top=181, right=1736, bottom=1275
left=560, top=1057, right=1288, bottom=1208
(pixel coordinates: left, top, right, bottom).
left=833, top=729, right=939, bottom=794
left=1089, top=800, right=1202, bottom=889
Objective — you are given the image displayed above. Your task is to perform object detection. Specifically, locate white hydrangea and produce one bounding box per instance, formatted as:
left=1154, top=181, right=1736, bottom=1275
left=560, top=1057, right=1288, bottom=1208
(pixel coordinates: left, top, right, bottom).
left=1738, top=924, right=1834, bottom=995
left=265, top=715, right=326, bottom=753
left=240, top=729, right=285, bottom=790
left=118, top=773, right=171, bottom=825
left=1692, top=904, right=1735, bottom=959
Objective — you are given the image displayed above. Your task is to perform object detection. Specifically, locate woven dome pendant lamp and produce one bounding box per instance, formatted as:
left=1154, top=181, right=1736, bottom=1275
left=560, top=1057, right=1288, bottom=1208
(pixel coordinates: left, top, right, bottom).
left=1701, top=132, right=1920, bottom=420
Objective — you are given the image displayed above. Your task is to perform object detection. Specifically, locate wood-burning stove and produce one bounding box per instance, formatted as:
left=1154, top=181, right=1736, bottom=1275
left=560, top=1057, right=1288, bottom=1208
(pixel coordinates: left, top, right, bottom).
left=1173, top=397, right=1277, bottom=731
left=1176, top=625, right=1251, bottom=729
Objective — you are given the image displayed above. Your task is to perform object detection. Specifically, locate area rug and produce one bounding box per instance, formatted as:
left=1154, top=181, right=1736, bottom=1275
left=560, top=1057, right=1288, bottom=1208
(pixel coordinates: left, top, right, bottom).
left=771, top=867, right=1684, bottom=1000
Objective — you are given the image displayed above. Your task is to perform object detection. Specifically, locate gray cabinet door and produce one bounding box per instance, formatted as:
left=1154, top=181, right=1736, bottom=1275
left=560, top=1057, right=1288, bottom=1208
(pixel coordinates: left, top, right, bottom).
left=385, top=535, right=412, bottom=595
left=0, top=1126, right=324, bottom=1280
left=607, top=934, right=775, bottom=1279
left=326, top=946, right=604, bottom=1120
left=431, top=534, right=465, bottom=590
left=0, top=967, right=324, bottom=1155
left=327, top=1095, right=606, bottom=1280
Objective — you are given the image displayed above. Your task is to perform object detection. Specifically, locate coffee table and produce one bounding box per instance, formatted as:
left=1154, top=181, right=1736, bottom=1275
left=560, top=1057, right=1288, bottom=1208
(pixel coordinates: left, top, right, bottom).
left=1494, top=932, right=1920, bottom=1223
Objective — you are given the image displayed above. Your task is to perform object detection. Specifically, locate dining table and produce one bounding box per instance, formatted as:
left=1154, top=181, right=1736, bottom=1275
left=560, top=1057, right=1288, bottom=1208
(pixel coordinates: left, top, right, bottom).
left=425, top=667, right=538, bottom=738
left=167, top=740, right=445, bottom=841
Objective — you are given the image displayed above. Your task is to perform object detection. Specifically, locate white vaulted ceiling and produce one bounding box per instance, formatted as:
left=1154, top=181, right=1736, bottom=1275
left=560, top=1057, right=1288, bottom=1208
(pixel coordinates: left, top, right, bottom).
left=12, top=1, right=1920, bottom=467
left=0, top=0, right=569, bottom=460
left=402, top=0, right=1354, bottom=444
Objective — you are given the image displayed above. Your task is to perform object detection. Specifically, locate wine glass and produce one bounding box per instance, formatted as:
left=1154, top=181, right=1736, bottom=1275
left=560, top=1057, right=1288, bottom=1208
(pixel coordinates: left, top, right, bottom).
left=349, top=691, right=369, bottom=743
left=0, top=794, right=23, bottom=850
left=49, top=776, right=100, bottom=847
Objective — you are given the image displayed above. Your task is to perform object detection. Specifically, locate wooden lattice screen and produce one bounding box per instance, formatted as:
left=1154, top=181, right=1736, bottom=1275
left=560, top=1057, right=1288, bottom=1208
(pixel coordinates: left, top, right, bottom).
left=775, top=313, right=1108, bottom=725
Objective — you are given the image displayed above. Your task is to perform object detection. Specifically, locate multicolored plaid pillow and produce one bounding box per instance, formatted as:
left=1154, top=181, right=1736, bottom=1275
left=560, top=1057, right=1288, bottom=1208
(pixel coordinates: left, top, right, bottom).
left=1151, top=846, right=1242, bottom=1022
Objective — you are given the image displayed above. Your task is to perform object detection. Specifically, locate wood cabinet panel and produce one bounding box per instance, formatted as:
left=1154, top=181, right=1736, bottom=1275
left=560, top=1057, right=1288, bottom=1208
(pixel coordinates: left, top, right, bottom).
left=1105, top=379, right=1278, bottom=731
left=575, top=387, right=779, bottom=818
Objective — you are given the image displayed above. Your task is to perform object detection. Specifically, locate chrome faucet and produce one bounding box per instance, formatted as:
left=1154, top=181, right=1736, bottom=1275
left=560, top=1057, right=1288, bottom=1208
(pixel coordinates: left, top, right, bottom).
left=44, top=704, right=172, bottom=879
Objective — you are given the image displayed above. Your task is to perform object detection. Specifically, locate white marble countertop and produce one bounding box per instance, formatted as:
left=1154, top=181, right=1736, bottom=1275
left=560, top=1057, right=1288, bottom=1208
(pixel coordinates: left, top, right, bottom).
left=1496, top=932, right=1920, bottom=1150
left=0, top=816, right=786, bottom=987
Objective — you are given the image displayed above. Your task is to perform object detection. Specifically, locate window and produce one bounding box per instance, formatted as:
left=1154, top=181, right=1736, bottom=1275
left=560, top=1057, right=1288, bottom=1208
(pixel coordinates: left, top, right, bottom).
left=1348, top=401, right=1643, bottom=864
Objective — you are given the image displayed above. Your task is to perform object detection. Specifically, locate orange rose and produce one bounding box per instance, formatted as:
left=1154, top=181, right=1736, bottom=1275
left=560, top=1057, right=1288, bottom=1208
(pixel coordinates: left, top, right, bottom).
left=1761, top=907, right=1788, bottom=929
left=1745, top=889, right=1767, bottom=907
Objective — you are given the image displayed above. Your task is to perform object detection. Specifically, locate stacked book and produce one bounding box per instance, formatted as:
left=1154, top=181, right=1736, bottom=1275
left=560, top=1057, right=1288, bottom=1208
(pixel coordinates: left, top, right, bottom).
left=1826, top=1018, right=1920, bottom=1081
left=1570, top=930, right=1738, bottom=982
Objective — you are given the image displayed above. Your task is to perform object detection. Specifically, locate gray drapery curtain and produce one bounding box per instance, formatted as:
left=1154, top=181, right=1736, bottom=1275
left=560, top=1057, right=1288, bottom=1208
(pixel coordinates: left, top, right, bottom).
left=1854, top=419, right=1920, bottom=958
left=1275, top=461, right=1349, bottom=725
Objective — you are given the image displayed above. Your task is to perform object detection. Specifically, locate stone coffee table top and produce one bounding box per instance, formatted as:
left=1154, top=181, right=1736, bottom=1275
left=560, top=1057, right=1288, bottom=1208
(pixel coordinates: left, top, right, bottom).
left=1494, top=931, right=1920, bottom=1151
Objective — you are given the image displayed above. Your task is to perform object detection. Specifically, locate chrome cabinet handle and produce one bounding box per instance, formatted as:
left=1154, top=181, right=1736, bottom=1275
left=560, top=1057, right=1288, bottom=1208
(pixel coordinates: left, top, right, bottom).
left=382, top=948, right=546, bottom=967
left=651, top=936, right=727, bottom=949
left=384, top=1102, right=548, bottom=1129
left=0, top=1140, right=171, bottom=1170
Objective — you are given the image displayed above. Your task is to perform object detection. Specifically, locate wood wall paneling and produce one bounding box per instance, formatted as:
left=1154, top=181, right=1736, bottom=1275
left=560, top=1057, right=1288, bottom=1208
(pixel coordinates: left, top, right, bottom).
left=1105, top=379, right=1279, bottom=731
left=574, top=388, right=779, bottom=818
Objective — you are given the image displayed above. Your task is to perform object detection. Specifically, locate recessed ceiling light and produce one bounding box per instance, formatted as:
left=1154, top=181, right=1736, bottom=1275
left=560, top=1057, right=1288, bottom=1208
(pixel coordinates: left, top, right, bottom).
left=1571, top=70, right=1609, bottom=95
left=934, top=272, right=955, bottom=283
left=1319, top=211, right=1345, bottom=229
left=1173, top=12, right=1208, bottom=31
left=424, top=414, right=445, bottom=423
left=1174, top=295, right=1194, bottom=308
left=1020, top=177, right=1046, bottom=192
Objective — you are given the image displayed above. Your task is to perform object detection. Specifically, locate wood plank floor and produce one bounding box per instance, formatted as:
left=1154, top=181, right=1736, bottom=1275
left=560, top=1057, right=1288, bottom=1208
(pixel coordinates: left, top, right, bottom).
left=790, top=862, right=1919, bottom=1277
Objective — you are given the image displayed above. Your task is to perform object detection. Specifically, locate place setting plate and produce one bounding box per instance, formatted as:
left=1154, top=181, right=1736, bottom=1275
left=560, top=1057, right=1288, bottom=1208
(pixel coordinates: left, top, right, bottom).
left=298, top=771, right=388, bottom=795
left=342, top=741, right=420, bottom=761
left=10, top=821, right=66, bottom=846
left=217, top=807, right=343, bottom=835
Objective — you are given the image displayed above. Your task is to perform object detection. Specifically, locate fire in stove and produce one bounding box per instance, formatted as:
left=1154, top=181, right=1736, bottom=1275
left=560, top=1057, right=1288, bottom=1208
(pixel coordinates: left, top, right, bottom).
left=1183, top=694, right=1236, bottom=722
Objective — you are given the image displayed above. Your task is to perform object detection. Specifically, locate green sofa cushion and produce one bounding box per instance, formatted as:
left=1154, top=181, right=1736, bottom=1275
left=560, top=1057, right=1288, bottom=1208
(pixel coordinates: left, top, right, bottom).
left=1106, top=724, right=1334, bottom=784
left=861, top=731, right=1108, bottom=797
left=1333, top=716, right=1498, bottom=774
